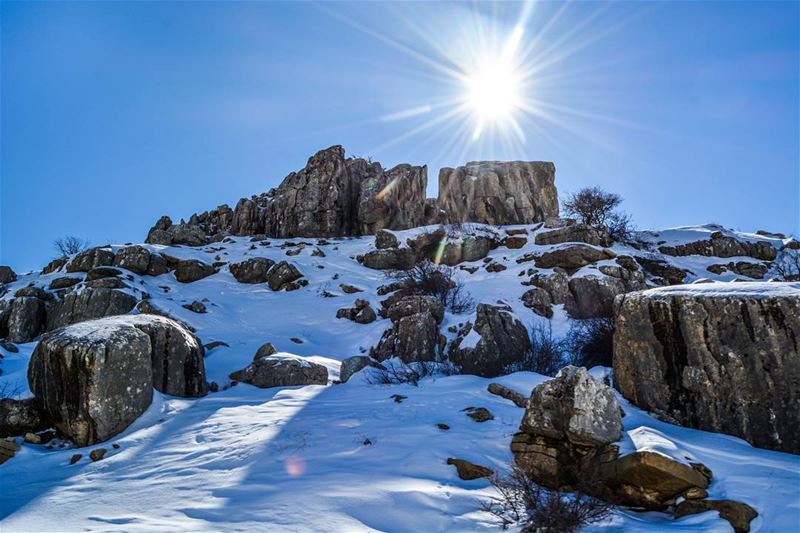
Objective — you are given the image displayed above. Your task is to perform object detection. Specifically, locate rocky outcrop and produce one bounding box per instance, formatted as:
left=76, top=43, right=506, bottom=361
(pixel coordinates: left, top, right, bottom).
left=371, top=296, right=445, bottom=363
left=530, top=244, right=615, bottom=272
left=659, top=232, right=777, bottom=261
left=0, top=398, right=49, bottom=437
left=230, top=354, right=328, bottom=388
left=634, top=256, right=688, bottom=285
left=534, top=223, right=611, bottom=247
left=438, top=160, right=558, bottom=225
left=2, top=296, right=47, bottom=343
left=66, top=247, right=115, bottom=273
left=566, top=272, right=646, bottom=319
left=46, top=287, right=137, bottom=331
left=359, top=248, right=416, bottom=270
left=0, top=266, right=17, bottom=284
left=339, top=355, right=385, bottom=383
left=449, top=303, right=530, bottom=377
left=145, top=215, right=213, bottom=246
left=674, top=499, right=758, bottom=533
left=266, top=261, right=303, bottom=291
left=229, top=257, right=275, bottom=284
left=28, top=315, right=207, bottom=445
left=174, top=259, right=215, bottom=283
left=357, top=163, right=428, bottom=234
left=336, top=299, right=377, bottom=324
left=113, top=246, right=169, bottom=276
left=613, top=282, right=800, bottom=453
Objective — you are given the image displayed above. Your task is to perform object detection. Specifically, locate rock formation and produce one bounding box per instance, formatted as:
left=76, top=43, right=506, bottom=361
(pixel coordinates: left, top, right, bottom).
left=613, top=282, right=800, bottom=453
left=230, top=354, right=328, bottom=388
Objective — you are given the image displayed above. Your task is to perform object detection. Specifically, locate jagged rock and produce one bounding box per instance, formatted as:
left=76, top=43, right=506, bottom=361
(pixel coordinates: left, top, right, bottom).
left=533, top=244, right=615, bottom=272
left=449, top=304, right=531, bottom=377
left=145, top=216, right=208, bottom=246
left=566, top=274, right=646, bottom=319
left=371, top=310, right=443, bottom=363
left=66, top=247, right=115, bottom=273
left=229, top=257, right=276, bottom=283
left=46, top=287, right=137, bottom=331
left=528, top=270, right=573, bottom=305
left=598, top=451, right=710, bottom=510
left=674, top=499, right=758, bottom=533
left=659, top=233, right=777, bottom=261
left=521, top=366, right=622, bottom=447
left=447, top=458, right=494, bottom=480
left=174, top=259, right=215, bottom=283
left=487, top=383, right=527, bottom=407
left=42, top=257, right=68, bottom=275
left=87, top=278, right=128, bottom=289
left=385, top=295, right=444, bottom=324
left=49, top=277, right=81, bottom=290
left=535, top=224, right=612, bottom=247
left=266, top=261, right=303, bottom=291
left=358, top=164, right=428, bottom=234
left=706, top=261, right=769, bottom=279
left=145, top=254, right=171, bottom=276
left=521, top=287, right=553, bottom=318
left=634, top=256, right=688, bottom=285
left=0, top=266, right=17, bottom=284
left=29, top=320, right=154, bottom=446
left=360, top=247, right=415, bottom=270
left=375, top=229, right=399, bottom=249
left=339, top=355, right=385, bottom=383
left=14, top=286, right=52, bottom=300
left=113, top=246, right=152, bottom=275
left=4, top=297, right=47, bottom=343
left=229, top=355, right=328, bottom=388
left=0, top=398, right=49, bottom=437
left=253, top=342, right=277, bottom=359
left=613, top=282, right=800, bottom=453
left=439, top=235, right=495, bottom=266
left=438, top=160, right=558, bottom=225
left=407, top=228, right=446, bottom=259
left=86, top=266, right=122, bottom=281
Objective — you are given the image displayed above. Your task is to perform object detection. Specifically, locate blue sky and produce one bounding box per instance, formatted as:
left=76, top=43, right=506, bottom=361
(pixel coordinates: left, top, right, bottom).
left=2, top=1, right=798, bottom=271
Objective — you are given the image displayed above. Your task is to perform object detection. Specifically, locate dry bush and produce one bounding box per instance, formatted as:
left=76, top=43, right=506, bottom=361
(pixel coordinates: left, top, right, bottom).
left=566, top=318, right=615, bottom=369
left=392, top=260, right=475, bottom=313
left=563, top=187, right=633, bottom=242
left=53, top=236, right=90, bottom=257
left=506, top=322, right=566, bottom=377
left=481, top=463, right=612, bottom=532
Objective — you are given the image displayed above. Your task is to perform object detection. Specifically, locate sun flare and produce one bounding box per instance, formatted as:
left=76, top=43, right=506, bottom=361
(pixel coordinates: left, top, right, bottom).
left=465, top=60, right=522, bottom=122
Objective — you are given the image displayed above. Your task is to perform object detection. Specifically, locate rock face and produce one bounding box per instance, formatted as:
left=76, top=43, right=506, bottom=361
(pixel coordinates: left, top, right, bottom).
left=174, top=259, right=215, bottom=283
left=532, top=244, right=615, bottom=272
left=0, top=398, right=49, bottom=437
left=438, top=160, right=558, bottom=225
left=357, top=163, right=427, bottom=234
left=613, top=282, right=800, bottom=453
left=229, top=257, right=275, bottom=284
left=2, top=296, right=47, bottom=343
left=230, top=355, right=328, bottom=388
left=449, top=304, right=531, bottom=377
left=46, top=287, right=137, bottom=331
left=66, top=248, right=115, bottom=273
left=28, top=315, right=207, bottom=445
left=371, top=296, right=445, bottom=363
left=659, top=232, right=777, bottom=261
left=0, top=266, right=17, bottom=284
left=535, top=224, right=611, bottom=247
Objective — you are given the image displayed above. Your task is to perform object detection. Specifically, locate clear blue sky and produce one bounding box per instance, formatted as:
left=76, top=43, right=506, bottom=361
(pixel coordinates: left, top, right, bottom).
left=2, top=1, right=798, bottom=271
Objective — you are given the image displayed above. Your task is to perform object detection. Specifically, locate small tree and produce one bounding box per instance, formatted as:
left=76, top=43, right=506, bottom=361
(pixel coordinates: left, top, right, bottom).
left=566, top=318, right=616, bottom=369
left=507, top=322, right=566, bottom=376
left=54, top=236, right=90, bottom=257
left=481, top=463, right=612, bottom=532
left=563, top=187, right=633, bottom=241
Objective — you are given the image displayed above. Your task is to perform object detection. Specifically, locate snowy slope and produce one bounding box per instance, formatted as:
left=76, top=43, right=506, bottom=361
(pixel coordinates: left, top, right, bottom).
left=1, top=224, right=799, bottom=532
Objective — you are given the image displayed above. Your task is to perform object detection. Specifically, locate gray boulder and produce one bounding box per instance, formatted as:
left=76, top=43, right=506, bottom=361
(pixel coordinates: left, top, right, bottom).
left=229, top=257, right=276, bottom=284
left=371, top=310, right=443, bottom=363
left=358, top=163, right=428, bottom=234
left=449, top=304, right=531, bottom=377
left=174, top=259, right=215, bottom=283
left=438, top=160, right=558, bottom=225
left=0, top=398, right=49, bottom=437
left=0, top=266, right=17, bottom=284
left=86, top=266, right=122, bottom=281
left=375, top=229, right=399, bottom=249
left=66, top=247, right=115, bottom=273
left=4, top=297, right=47, bottom=343
left=266, top=261, right=303, bottom=291
left=439, top=235, right=495, bottom=266
left=659, top=232, right=777, bottom=261
left=339, top=355, right=385, bottom=383
left=230, top=355, right=328, bottom=388
left=360, top=247, right=416, bottom=270
left=521, top=287, right=553, bottom=318
left=535, top=224, right=612, bottom=247
left=385, top=295, right=444, bottom=324
left=533, top=244, right=615, bottom=272
left=613, top=282, right=800, bottom=453
left=566, top=273, right=646, bottom=319
left=46, top=287, right=137, bottom=331
left=113, top=245, right=154, bottom=275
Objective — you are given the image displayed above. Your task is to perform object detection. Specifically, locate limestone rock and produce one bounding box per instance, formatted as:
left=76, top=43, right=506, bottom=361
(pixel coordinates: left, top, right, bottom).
left=535, top=224, right=612, bottom=247
left=521, top=287, right=553, bottom=318
left=113, top=246, right=153, bottom=275
left=385, top=295, right=444, bottom=324
left=566, top=274, right=646, bottom=319
left=66, top=248, right=115, bottom=273
left=0, top=398, right=49, bottom=437
left=46, top=287, right=137, bottom=331
left=439, top=235, right=495, bottom=266
left=174, top=259, right=215, bottom=283
left=266, top=261, right=303, bottom=291
left=438, top=160, right=558, bottom=225
left=659, top=233, right=777, bottom=261
left=230, top=355, right=328, bottom=388
left=360, top=248, right=415, bottom=270
left=533, top=244, right=615, bottom=272
left=339, top=355, right=385, bottom=383
left=634, top=256, right=688, bottom=285
left=229, top=257, right=276, bottom=284
left=3, top=297, right=47, bottom=343
left=358, top=163, right=428, bottom=234
left=0, top=266, right=17, bottom=284
left=49, top=277, right=81, bottom=290
left=371, top=310, right=443, bottom=363
left=613, top=282, right=800, bottom=453
left=375, top=229, right=399, bottom=249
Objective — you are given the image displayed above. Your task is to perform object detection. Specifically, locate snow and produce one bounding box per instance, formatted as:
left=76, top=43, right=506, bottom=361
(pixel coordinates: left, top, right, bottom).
left=639, top=281, right=800, bottom=299
left=1, top=223, right=798, bottom=532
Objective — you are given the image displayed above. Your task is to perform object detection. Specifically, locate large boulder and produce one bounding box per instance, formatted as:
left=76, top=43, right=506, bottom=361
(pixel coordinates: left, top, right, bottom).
left=535, top=224, right=612, bottom=247
left=3, top=296, right=47, bottom=343
left=371, top=310, right=443, bottom=363
left=566, top=272, right=646, bottom=319
left=0, top=398, right=49, bottom=437
left=438, top=160, right=558, bottom=225
left=46, top=287, right=137, bottom=331
left=29, top=321, right=154, bottom=446
left=145, top=216, right=210, bottom=246
left=230, top=354, right=328, bottom=388
left=532, top=244, right=615, bottom=272
left=174, top=259, right=215, bottom=283
left=439, top=235, right=495, bottom=266
left=659, top=232, right=777, bottom=261
left=360, top=247, right=415, bottom=270
left=339, top=356, right=385, bottom=383
left=0, top=266, right=17, bottom=284
left=112, top=245, right=166, bottom=276
left=28, top=314, right=207, bottom=445
left=229, top=257, right=276, bottom=284
left=66, top=247, right=115, bottom=273
left=358, top=163, right=428, bottom=234
left=613, top=282, right=800, bottom=453
left=449, top=304, right=531, bottom=377
left=266, top=261, right=303, bottom=291
left=384, top=295, right=444, bottom=324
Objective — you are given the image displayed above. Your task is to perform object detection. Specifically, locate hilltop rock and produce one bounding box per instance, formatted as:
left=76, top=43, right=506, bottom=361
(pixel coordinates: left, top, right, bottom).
left=449, top=304, right=530, bottom=377
left=535, top=224, right=612, bottom=247
left=532, top=244, right=615, bottom=272
left=438, top=160, right=558, bottom=225
left=0, top=266, right=17, bottom=284
left=358, top=163, right=427, bottom=234
left=659, top=232, right=777, bottom=261
left=145, top=216, right=209, bottom=246
left=613, top=283, right=800, bottom=453
left=66, top=247, right=115, bottom=273
left=230, top=355, right=328, bottom=388
left=229, top=257, right=276, bottom=284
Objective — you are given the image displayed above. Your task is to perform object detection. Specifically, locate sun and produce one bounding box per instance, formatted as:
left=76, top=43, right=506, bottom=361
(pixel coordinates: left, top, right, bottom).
left=465, top=60, right=522, bottom=123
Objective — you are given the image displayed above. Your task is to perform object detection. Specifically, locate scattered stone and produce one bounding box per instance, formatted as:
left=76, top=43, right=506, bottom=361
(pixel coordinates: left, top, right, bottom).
left=89, top=448, right=107, bottom=462
left=447, top=457, right=494, bottom=480
left=683, top=487, right=708, bottom=500
left=182, top=300, right=207, bottom=314
left=336, top=299, right=377, bottom=324
left=464, top=407, right=494, bottom=422
left=487, top=383, right=527, bottom=408
left=69, top=453, right=82, bottom=465
left=391, top=394, right=407, bottom=403
left=437, top=423, right=450, bottom=431
left=24, top=432, right=41, bottom=444
left=290, top=337, right=303, bottom=344
left=504, top=236, right=528, bottom=249
left=253, top=342, right=278, bottom=359
left=229, top=355, right=328, bottom=388
left=485, top=262, right=507, bottom=272
left=339, top=283, right=363, bottom=294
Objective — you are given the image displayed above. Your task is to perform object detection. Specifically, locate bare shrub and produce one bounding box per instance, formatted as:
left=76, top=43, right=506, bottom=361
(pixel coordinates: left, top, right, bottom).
left=0, top=381, right=22, bottom=400
left=481, top=463, right=612, bottom=532
left=392, top=260, right=475, bottom=313
left=773, top=247, right=800, bottom=281
left=566, top=318, right=615, bottom=368
left=507, top=322, right=566, bottom=377
left=364, top=359, right=459, bottom=386
left=54, top=236, right=90, bottom=257
left=562, top=187, right=633, bottom=242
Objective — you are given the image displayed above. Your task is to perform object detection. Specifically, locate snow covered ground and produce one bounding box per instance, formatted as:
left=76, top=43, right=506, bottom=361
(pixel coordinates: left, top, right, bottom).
left=1, top=223, right=798, bottom=532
